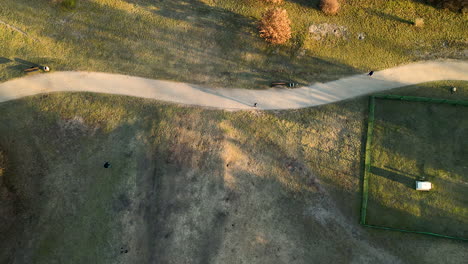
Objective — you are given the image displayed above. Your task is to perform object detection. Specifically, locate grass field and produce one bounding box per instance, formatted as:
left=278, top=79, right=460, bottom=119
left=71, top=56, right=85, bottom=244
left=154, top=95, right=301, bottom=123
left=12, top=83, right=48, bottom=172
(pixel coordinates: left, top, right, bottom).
left=0, top=0, right=466, bottom=88
left=0, top=81, right=467, bottom=263
left=366, top=97, right=468, bottom=239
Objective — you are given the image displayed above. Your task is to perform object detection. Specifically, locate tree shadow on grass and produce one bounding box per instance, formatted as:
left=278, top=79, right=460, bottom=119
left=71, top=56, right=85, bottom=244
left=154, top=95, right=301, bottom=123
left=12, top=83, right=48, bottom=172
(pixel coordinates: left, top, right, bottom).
left=3, top=0, right=361, bottom=88
left=411, top=0, right=468, bottom=13
left=122, top=0, right=360, bottom=87
left=287, top=0, right=321, bottom=10
left=365, top=9, right=414, bottom=25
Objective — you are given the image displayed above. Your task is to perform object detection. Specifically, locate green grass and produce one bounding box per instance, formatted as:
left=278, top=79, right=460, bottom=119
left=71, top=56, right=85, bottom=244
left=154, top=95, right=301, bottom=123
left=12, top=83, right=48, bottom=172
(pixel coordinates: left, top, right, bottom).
left=366, top=96, right=468, bottom=239
left=0, top=0, right=466, bottom=87
left=0, top=81, right=467, bottom=263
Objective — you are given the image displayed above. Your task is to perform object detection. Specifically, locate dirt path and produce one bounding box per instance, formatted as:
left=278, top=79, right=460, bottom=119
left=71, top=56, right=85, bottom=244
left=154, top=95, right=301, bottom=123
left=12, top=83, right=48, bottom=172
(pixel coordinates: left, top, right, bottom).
left=0, top=60, right=467, bottom=110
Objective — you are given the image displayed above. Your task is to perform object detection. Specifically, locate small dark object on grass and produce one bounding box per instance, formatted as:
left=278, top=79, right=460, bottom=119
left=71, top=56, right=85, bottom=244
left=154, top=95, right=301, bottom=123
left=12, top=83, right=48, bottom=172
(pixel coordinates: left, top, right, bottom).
left=368, top=71, right=374, bottom=76
left=451, top=87, right=457, bottom=94
left=104, top=162, right=111, bottom=168
left=253, top=103, right=257, bottom=107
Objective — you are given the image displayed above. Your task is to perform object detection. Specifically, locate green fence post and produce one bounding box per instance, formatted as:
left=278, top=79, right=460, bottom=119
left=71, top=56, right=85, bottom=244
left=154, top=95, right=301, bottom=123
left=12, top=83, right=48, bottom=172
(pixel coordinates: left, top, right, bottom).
left=360, top=96, right=375, bottom=225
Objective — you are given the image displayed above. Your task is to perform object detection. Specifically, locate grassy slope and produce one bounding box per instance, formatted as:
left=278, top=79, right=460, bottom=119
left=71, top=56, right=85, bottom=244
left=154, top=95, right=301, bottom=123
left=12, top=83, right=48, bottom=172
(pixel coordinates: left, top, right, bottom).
left=0, top=81, right=467, bottom=264
left=367, top=95, right=468, bottom=238
left=0, top=0, right=466, bottom=88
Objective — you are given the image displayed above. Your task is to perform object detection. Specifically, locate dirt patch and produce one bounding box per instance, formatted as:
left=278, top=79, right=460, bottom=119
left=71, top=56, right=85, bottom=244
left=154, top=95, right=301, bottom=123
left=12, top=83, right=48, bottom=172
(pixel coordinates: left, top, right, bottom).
left=308, top=23, right=349, bottom=40
left=58, top=116, right=97, bottom=136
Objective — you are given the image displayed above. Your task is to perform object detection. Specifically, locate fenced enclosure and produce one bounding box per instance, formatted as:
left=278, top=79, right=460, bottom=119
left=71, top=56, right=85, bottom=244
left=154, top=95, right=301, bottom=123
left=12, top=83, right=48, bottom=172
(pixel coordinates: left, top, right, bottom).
left=360, top=94, right=468, bottom=241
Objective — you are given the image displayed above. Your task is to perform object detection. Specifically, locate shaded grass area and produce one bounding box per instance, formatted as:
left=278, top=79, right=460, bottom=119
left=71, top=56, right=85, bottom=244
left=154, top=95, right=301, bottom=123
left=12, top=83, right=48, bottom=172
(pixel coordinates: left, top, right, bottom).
left=366, top=97, right=468, bottom=239
left=0, top=0, right=467, bottom=88
left=0, top=81, right=467, bottom=263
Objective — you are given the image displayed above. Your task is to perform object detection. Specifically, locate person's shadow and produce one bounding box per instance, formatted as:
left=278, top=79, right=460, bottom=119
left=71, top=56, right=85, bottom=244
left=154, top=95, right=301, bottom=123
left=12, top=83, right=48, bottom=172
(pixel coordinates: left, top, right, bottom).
left=14, top=58, right=41, bottom=67
left=0, top=57, right=12, bottom=64
left=5, top=58, right=42, bottom=72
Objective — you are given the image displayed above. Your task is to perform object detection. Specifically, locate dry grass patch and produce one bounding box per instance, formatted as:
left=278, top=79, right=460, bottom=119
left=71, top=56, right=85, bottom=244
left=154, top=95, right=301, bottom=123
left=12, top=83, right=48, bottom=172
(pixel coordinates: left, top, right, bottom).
left=0, top=81, right=467, bottom=263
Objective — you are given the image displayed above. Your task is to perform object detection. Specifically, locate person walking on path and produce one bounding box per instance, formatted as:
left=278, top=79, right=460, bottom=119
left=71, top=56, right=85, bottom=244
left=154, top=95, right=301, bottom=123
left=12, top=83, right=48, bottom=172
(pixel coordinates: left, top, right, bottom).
left=23, top=65, right=50, bottom=73
left=253, top=103, right=257, bottom=107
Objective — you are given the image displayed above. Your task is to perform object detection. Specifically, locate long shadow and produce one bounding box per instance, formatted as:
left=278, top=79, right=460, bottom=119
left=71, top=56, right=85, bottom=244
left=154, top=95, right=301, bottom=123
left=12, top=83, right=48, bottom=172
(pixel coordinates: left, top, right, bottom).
left=5, top=58, right=46, bottom=74
left=287, top=0, right=321, bottom=10
left=0, top=57, right=12, bottom=64
left=128, top=0, right=360, bottom=85
left=365, top=9, right=414, bottom=25
left=0, top=93, right=232, bottom=263
left=14, top=58, right=39, bottom=67
left=385, top=166, right=420, bottom=179
left=411, top=0, right=467, bottom=12
left=370, top=166, right=414, bottom=189
left=5, top=0, right=359, bottom=88
left=373, top=98, right=468, bottom=183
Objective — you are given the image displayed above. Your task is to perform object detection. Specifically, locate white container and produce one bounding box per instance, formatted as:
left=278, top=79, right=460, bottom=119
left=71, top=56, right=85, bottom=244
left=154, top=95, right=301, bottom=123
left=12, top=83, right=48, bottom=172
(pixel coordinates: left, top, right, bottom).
left=416, top=181, right=432, bottom=191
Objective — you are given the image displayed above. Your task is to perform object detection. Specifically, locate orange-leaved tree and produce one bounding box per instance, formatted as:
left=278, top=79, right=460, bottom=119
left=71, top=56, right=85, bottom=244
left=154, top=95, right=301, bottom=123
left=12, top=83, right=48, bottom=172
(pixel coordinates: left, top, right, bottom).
left=258, top=8, right=292, bottom=44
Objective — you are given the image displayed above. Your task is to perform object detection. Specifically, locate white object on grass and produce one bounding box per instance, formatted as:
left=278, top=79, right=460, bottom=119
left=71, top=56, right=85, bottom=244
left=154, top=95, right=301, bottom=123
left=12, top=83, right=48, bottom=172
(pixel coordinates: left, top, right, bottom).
left=416, top=181, right=432, bottom=191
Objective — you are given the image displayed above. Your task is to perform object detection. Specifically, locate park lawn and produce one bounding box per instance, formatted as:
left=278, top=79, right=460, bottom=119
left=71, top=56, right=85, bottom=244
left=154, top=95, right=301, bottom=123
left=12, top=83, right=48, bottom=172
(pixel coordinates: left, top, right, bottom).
left=0, top=81, right=467, bottom=263
left=0, top=0, right=466, bottom=88
left=366, top=96, right=468, bottom=239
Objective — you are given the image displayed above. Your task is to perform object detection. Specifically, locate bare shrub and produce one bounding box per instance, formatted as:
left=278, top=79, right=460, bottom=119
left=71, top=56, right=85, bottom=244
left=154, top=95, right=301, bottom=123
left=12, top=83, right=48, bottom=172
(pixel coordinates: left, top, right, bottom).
left=320, top=0, right=340, bottom=15
left=259, top=8, right=292, bottom=44
left=414, top=18, right=424, bottom=27
left=260, top=0, right=284, bottom=4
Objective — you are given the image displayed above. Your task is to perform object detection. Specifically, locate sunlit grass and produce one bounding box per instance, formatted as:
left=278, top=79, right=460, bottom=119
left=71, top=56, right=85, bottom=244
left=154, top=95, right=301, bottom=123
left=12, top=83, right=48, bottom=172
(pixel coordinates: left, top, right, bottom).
left=0, top=0, right=466, bottom=87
